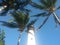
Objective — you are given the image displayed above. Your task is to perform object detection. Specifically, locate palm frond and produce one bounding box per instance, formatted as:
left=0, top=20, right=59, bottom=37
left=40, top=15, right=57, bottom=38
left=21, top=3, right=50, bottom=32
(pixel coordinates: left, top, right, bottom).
left=24, top=14, right=30, bottom=25
left=10, top=11, right=30, bottom=31
left=37, top=12, right=51, bottom=30
left=20, top=0, right=31, bottom=6
left=15, top=11, right=29, bottom=25
left=30, top=2, right=46, bottom=10
left=0, top=0, right=30, bottom=15
left=0, top=21, right=18, bottom=28
left=22, top=8, right=31, bottom=12
left=40, top=0, right=47, bottom=6
left=47, top=0, right=56, bottom=7
left=51, top=0, right=57, bottom=6
left=45, top=0, right=51, bottom=7
left=10, top=11, right=23, bottom=24
left=12, top=12, right=29, bottom=24
left=37, top=16, right=49, bottom=30
left=31, top=12, right=48, bottom=17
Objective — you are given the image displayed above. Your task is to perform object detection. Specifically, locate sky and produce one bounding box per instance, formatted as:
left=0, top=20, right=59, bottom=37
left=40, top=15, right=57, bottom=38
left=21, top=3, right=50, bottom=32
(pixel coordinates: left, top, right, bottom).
left=0, top=0, right=60, bottom=45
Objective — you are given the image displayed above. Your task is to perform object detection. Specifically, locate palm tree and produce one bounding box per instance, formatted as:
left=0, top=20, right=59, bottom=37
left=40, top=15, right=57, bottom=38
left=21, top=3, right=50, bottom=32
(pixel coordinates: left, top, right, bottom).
left=0, top=0, right=31, bottom=16
left=0, top=11, right=30, bottom=45
left=0, top=30, right=5, bottom=45
left=0, top=10, right=38, bottom=45
left=0, top=11, right=38, bottom=45
left=30, top=0, right=60, bottom=30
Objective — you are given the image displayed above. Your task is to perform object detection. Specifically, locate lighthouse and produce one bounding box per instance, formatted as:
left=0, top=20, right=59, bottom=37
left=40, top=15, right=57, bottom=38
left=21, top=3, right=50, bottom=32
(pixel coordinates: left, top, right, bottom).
left=27, top=25, right=36, bottom=45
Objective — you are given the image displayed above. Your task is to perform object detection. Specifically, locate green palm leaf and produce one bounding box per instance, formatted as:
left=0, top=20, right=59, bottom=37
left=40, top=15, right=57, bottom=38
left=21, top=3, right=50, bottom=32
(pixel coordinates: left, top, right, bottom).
left=30, top=0, right=57, bottom=10
left=31, top=12, right=48, bottom=17
left=10, top=11, right=30, bottom=32
left=24, top=14, right=30, bottom=25
left=12, top=11, right=29, bottom=25
left=0, top=0, right=30, bottom=15
left=40, top=0, right=47, bottom=6
left=46, top=0, right=53, bottom=7
left=37, top=16, right=49, bottom=30
left=0, top=21, right=18, bottom=28
left=11, top=11, right=24, bottom=24
left=37, top=12, right=51, bottom=30
left=50, top=0, right=57, bottom=6
left=30, top=2, right=46, bottom=10
left=20, top=0, right=31, bottom=6
left=0, top=30, right=5, bottom=45
left=0, top=40, right=3, bottom=45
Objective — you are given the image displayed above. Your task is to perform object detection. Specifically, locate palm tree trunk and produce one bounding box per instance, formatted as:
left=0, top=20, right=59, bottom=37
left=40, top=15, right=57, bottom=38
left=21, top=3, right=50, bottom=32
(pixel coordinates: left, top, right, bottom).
left=17, top=32, right=22, bottom=45
left=53, top=12, right=60, bottom=24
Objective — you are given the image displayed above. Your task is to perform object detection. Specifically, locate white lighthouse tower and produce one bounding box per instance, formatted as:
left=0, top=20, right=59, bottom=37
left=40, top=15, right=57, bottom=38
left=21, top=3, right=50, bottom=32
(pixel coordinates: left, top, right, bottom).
left=27, top=25, right=36, bottom=45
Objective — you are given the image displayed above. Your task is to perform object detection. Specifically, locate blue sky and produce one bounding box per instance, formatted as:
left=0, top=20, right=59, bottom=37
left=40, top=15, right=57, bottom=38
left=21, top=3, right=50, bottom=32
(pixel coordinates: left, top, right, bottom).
left=0, top=0, right=60, bottom=45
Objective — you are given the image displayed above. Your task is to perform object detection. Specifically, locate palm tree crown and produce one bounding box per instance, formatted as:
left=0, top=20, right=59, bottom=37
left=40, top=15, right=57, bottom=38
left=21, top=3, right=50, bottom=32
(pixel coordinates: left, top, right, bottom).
left=0, top=11, right=30, bottom=33
left=0, top=0, right=30, bottom=15
left=30, top=0, right=60, bottom=30
left=0, top=11, right=30, bottom=45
